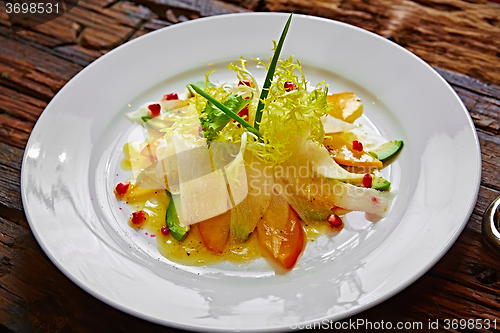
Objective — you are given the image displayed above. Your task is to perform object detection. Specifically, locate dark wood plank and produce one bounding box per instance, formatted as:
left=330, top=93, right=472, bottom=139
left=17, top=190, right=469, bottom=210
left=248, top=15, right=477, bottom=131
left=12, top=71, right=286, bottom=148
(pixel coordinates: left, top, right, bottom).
left=78, top=0, right=155, bottom=27
left=131, top=18, right=172, bottom=40
left=0, top=15, right=63, bottom=49
left=433, top=66, right=500, bottom=101
left=0, top=37, right=82, bottom=101
left=0, top=163, right=22, bottom=212
left=453, top=86, right=500, bottom=135
left=0, top=0, right=151, bottom=64
left=478, top=130, right=500, bottom=194
left=0, top=85, right=46, bottom=123
left=0, top=114, right=34, bottom=149
left=0, top=141, right=23, bottom=171
left=221, top=0, right=261, bottom=11
left=130, top=0, right=248, bottom=21
left=0, top=142, right=24, bottom=214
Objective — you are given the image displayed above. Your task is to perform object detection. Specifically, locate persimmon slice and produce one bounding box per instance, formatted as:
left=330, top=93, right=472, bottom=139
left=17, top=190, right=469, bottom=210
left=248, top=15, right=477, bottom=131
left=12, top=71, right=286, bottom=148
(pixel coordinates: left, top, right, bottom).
left=257, top=191, right=304, bottom=269
left=198, top=211, right=231, bottom=254
left=324, top=133, right=383, bottom=168
left=326, top=92, right=363, bottom=123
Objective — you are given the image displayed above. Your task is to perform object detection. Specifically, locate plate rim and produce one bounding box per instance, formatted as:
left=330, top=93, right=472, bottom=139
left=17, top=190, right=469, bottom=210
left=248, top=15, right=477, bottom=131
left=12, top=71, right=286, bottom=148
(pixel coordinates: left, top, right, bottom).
left=20, top=12, right=482, bottom=331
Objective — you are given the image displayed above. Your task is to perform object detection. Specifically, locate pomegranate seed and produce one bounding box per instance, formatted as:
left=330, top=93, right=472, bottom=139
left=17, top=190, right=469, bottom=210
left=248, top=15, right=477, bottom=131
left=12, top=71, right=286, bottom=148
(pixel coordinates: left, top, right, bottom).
left=327, top=214, right=343, bottom=228
left=352, top=140, right=363, bottom=152
left=161, top=225, right=170, bottom=236
left=164, top=93, right=178, bottom=100
left=115, top=182, right=129, bottom=196
left=148, top=103, right=161, bottom=116
left=238, top=106, right=248, bottom=118
left=284, top=81, right=296, bottom=92
left=198, top=125, right=204, bottom=138
left=238, top=79, right=252, bottom=87
left=362, top=174, right=373, bottom=188
left=131, top=210, right=146, bottom=225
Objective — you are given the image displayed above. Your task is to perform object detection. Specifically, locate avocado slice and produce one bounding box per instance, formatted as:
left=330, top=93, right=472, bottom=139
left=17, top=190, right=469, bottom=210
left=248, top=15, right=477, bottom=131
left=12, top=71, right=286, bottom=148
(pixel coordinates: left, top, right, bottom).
left=230, top=197, right=269, bottom=242
left=232, top=221, right=252, bottom=242
left=166, top=195, right=190, bottom=241
left=141, top=116, right=167, bottom=131
left=368, top=140, right=404, bottom=162
left=372, top=176, right=391, bottom=191
left=301, top=209, right=332, bottom=221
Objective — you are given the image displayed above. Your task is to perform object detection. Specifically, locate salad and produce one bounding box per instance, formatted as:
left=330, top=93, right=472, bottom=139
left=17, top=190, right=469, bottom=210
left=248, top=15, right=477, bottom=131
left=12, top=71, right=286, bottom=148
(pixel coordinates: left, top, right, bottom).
left=114, top=14, right=403, bottom=270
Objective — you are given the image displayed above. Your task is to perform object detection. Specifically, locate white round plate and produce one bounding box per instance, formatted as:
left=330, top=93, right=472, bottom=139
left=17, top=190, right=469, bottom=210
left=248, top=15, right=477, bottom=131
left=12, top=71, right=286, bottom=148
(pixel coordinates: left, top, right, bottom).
left=21, top=13, right=481, bottom=331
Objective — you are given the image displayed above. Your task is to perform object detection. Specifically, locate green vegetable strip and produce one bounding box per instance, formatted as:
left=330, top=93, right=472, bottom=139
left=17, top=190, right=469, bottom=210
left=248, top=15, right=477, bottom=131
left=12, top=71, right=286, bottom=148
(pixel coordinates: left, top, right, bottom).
left=189, top=84, right=262, bottom=138
left=254, top=13, right=293, bottom=132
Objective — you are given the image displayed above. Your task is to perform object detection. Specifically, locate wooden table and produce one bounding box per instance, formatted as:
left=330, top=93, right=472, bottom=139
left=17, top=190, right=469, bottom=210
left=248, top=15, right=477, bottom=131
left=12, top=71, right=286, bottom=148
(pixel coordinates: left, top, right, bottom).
left=1, top=0, right=500, bottom=331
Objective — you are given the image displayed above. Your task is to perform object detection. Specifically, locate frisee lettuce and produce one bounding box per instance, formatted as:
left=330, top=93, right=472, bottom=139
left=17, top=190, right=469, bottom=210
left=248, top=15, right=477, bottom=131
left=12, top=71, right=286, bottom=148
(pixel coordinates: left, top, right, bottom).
left=248, top=56, right=329, bottom=165
left=190, top=56, right=329, bottom=165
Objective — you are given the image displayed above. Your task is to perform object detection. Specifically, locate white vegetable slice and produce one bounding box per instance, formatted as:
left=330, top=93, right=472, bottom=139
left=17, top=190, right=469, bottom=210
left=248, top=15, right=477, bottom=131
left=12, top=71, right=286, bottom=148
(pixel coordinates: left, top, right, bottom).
left=159, top=99, right=189, bottom=111
left=155, top=138, right=178, bottom=193
left=327, top=179, right=395, bottom=217
left=347, top=125, right=387, bottom=151
left=125, top=100, right=190, bottom=125
left=221, top=132, right=249, bottom=208
left=321, top=115, right=358, bottom=134
left=125, top=103, right=152, bottom=124
left=285, top=134, right=364, bottom=182
left=276, top=173, right=395, bottom=217
left=162, top=134, right=231, bottom=226
left=155, top=132, right=254, bottom=227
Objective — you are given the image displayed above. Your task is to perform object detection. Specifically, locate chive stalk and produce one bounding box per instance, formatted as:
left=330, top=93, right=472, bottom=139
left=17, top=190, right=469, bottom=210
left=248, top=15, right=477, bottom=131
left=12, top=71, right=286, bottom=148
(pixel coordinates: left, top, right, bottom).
left=254, top=13, right=293, bottom=132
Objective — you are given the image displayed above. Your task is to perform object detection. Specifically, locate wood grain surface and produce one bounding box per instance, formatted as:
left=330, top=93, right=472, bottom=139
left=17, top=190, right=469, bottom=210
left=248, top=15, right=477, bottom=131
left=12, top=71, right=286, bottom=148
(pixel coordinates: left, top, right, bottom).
left=1, top=0, right=500, bottom=331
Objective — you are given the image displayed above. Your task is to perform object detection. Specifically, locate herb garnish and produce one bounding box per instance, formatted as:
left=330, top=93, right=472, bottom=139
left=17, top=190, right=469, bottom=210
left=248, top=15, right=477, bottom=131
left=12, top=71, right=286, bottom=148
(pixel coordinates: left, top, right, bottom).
left=189, top=83, right=261, bottom=141
left=189, top=13, right=293, bottom=143
left=254, top=13, right=293, bottom=131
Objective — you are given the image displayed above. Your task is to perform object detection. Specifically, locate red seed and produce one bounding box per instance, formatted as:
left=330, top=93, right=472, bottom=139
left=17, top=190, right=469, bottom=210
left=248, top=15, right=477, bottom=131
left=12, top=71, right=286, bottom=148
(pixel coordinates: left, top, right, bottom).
left=131, top=210, right=146, bottom=225
left=164, top=93, right=178, bottom=100
left=148, top=103, right=161, bottom=116
left=284, top=81, right=297, bottom=92
left=238, top=96, right=250, bottom=119
left=238, top=79, right=252, bottom=87
left=352, top=140, right=363, bottom=152
left=115, top=182, right=129, bottom=196
left=327, top=214, right=343, bottom=228
left=238, top=106, right=248, bottom=118
left=161, top=225, right=170, bottom=236
left=362, top=174, right=373, bottom=188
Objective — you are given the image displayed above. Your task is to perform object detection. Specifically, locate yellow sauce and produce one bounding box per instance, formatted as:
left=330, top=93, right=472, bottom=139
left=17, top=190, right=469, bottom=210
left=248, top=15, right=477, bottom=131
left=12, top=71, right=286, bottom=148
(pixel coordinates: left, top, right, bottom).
left=124, top=190, right=271, bottom=266
left=158, top=226, right=267, bottom=266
